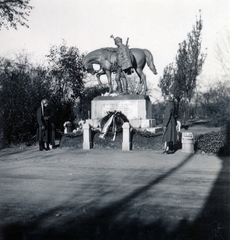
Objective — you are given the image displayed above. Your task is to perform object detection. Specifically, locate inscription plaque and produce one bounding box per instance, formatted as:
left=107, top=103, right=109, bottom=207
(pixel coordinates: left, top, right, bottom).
left=91, top=95, right=152, bottom=120
left=101, top=101, right=138, bottom=119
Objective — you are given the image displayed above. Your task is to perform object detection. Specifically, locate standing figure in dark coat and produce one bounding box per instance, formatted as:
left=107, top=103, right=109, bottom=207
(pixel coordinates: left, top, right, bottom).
left=36, top=99, right=54, bottom=151
left=162, top=95, right=177, bottom=154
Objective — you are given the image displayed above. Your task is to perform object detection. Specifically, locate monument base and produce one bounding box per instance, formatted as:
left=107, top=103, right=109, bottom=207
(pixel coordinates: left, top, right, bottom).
left=129, top=119, right=156, bottom=128
left=89, top=94, right=156, bottom=129
left=91, top=94, right=152, bottom=120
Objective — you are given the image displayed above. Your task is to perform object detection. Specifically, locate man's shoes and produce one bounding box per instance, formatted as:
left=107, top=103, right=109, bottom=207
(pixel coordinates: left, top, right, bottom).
left=167, top=142, right=174, bottom=154
left=167, top=150, right=174, bottom=154
left=45, top=143, right=50, bottom=151
left=39, top=141, right=44, bottom=151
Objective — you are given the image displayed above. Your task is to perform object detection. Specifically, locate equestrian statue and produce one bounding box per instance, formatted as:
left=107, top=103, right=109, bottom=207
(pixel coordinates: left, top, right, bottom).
left=83, top=36, right=157, bottom=95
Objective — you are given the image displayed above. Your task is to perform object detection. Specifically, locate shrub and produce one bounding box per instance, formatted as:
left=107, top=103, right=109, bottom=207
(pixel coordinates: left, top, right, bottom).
left=59, top=127, right=163, bottom=150
left=196, top=122, right=230, bottom=155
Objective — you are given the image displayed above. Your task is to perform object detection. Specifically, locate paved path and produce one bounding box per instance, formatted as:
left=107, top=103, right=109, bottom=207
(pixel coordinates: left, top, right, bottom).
left=0, top=146, right=229, bottom=239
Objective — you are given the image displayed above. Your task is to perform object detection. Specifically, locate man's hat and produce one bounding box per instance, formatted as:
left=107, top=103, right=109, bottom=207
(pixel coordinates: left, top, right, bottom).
left=41, top=99, right=49, bottom=105
left=110, top=35, right=122, bottom=44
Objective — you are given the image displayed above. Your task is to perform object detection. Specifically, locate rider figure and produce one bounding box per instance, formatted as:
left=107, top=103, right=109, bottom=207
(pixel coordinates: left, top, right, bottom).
left=111, top=36, right=132, bottom=75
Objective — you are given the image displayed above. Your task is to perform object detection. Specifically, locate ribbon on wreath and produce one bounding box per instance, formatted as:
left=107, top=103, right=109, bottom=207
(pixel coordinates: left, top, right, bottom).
left=99, top=111, right=117, bottom=140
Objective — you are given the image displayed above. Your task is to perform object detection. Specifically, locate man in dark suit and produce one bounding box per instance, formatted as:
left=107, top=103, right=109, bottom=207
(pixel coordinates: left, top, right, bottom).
left=36, top=99, right=54, bottom=151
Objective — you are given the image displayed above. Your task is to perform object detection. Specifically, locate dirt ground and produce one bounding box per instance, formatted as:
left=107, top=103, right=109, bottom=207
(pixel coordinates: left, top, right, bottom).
left=0, top=139, right=229, bottom=240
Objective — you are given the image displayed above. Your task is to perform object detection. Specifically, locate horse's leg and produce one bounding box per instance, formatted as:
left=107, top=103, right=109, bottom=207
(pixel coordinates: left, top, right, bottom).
left=135, top=68, right=147, bottom=95
left=120, top=72, right=128, bottom=94
left=96, top=71, right=105, bottom=86
left=105, top=70, right=113, bottom=93
left=115, top=69, right=123, bottom=93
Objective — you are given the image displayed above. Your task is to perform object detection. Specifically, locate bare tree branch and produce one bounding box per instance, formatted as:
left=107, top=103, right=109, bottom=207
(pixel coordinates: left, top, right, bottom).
left=215, top=28, right=230, bottom=77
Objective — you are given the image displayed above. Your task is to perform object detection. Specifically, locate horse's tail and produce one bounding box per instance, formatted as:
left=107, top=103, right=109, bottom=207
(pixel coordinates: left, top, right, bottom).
left=143, top=49, right=157, bottom=75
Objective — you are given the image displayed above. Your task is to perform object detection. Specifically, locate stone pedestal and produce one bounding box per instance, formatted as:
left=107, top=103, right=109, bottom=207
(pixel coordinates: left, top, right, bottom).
left=122, top=122, right=131, bottom=150
left=90, top=94, right=155, bottom=128
left=83, top=123, right=92, bottom=149
left=181, top=132, right=194, bottom=153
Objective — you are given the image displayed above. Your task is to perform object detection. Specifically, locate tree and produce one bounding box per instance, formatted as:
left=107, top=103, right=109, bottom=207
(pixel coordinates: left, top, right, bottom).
left=0, top=55, right=52, bottom=146
left=0, top=0, right=33, bottom=30
left=0, top=45, right=87, bottom=146
left=45, top=41, right=87, bottom=131
left=215, top=28, right=230, bottom=78
left=201, top=81, right=230, bottom=126
left=159, top=12, right=206, bottom=122
left=46, top=41, right=85, bottom=101
left=158, top=63, right=175, bottom=96
left=174, top=14, right=206, bottom=102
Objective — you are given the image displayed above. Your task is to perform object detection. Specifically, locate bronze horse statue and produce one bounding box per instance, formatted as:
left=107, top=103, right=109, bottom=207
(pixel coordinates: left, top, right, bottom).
left=83, top=47, right=157, bottom=94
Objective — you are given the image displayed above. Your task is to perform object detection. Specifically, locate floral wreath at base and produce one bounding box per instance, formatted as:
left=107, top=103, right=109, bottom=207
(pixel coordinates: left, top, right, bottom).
left=92, top=111, right=161, bottom=141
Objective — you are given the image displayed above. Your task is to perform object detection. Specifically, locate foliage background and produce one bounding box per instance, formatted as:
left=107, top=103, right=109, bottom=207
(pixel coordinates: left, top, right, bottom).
left=0, top=42, right=86, bottom=147
left=0, top=49, right=229, bottom=149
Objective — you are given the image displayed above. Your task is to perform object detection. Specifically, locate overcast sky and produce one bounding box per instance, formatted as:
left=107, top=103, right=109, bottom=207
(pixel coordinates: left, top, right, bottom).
left=0, top=0, right=229, bottom=99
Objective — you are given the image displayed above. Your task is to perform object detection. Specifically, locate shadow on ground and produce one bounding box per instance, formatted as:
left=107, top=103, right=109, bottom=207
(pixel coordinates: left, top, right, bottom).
left=1, top=154, right=230, bottom=240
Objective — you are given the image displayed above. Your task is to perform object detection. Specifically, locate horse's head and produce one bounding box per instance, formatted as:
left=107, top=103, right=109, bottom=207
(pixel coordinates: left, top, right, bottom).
left=82, top=57, right=96, bottom=75
left=83, top=52, right=104, bottom=75
left=83, top=63, right=97, bottom=75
